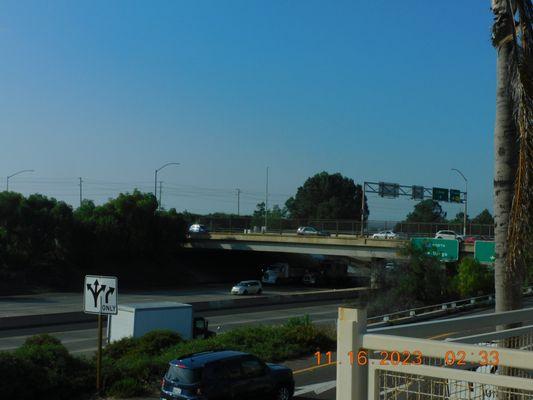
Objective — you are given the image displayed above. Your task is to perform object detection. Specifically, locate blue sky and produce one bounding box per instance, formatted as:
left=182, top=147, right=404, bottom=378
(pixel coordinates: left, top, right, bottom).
left=0, top=0, right=496, bottom=220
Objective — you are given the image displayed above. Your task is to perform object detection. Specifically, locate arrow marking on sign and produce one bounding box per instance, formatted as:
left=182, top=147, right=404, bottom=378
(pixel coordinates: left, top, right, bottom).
left=87, top=280, right=107, bottom=308
left=105, top=287, right=115, bottom=303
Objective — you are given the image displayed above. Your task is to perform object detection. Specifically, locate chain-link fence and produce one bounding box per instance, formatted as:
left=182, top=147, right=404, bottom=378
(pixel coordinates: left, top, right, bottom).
left=190, top=216, right=494, bottom=238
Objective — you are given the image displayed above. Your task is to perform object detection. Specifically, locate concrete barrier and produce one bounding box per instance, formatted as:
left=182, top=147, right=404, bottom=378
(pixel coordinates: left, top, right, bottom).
left=0, top=287, right=368, bottom=330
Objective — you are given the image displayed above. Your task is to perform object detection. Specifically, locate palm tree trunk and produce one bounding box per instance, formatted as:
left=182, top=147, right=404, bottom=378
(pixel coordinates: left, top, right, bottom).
left=492, top=0, right=521, bottom=312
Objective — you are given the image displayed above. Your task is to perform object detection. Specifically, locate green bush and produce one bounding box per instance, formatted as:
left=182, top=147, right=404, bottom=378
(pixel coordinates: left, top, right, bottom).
left=22, top=333, right=62, bottom=347
left=5, top=320, right=333, bottom=399
left=0, top=352, right=42, bottom=400
left=107, top=377, right=146, bottom=398
left=103, top=336, right=139, bottom=360
left=454, top=257, right=494, bottom=297
left=3, top=335, right=94, bottom=400
left=397, top=244, right=451, bottom=304
left=137, top=330, right=183, bottom=356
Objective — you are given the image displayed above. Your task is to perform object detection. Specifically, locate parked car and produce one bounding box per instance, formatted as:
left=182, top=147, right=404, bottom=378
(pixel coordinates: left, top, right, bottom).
left=296, top=226, right=330, bottom=236
left=160, top=350, right=295, bottom=400
left=231, top=280, right=263, bottom=295
left=189, top=224, right=209, bottom=234
left=371, top=230, right=400, bottom=239
left=435, top=230, right=464, bottom=242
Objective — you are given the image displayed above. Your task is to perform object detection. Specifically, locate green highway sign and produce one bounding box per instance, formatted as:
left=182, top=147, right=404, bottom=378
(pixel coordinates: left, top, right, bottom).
left=411, top=238, right=459, bottom=262
left=450, top=189, right=461, bottom=203
left=432, top=187, right=449, bottom=202
left=475, top=241, right=496, bottom=264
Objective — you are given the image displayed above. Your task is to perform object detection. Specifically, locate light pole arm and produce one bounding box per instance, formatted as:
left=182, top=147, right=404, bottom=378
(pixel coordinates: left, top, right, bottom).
left=6, top=169, right=35, bottom=191
left=8, top=169, right=35, bottom=180
left=154, top=162, right=180, bottom=203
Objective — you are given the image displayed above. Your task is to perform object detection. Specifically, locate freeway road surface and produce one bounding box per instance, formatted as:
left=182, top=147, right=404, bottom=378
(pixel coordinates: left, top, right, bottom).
left=0, top=300, right=344, bottom=355
left=0, top=284, right=340, bottom=318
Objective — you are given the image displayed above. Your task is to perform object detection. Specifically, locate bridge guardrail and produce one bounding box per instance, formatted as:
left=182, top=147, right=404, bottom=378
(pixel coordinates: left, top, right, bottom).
left=367, top=286, right=533, bottom=326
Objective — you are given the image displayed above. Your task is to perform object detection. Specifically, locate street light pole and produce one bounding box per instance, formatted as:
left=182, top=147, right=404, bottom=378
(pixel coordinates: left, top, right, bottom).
left=6, top=169, right=35, bottom=191
left=235, top=188, right=241, bottom=216
left=154, top=163, right=180, bottom=207
left=265, top=167, right=269, bottom=232
left=451, top=168, right=468, bottom=236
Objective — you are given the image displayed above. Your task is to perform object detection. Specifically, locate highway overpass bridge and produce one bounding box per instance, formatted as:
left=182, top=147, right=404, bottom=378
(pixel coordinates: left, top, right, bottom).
left=186, top=232, right=474, bottom=262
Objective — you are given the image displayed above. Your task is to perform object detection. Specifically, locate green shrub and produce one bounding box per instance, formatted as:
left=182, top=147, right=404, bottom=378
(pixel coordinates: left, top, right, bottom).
left=454, top=257, right=494, bottom=297
left=137, top=330, right=183, bottom=356
left=107, top=377, right=146, bottom=398
left=103, top=336, right=139, bottom=360
left=103, top=330, right=183, bottom=361
left=22, top=333, right=62, bottom=347
left=7, top=335, right=93, bottom=400
left=0, top=352, right=42, bottom=400
left=7, top=321, right=333, bottom=399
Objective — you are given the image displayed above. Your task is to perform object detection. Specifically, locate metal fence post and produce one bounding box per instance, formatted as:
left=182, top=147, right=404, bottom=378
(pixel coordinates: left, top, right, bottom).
left=336, top=306, right=367, bottom=400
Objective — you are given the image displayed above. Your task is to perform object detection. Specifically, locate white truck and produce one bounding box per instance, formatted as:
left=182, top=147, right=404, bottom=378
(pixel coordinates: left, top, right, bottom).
left=108, top=302, right=212, bottom=342
left=261, top=262, right=305, bottom=284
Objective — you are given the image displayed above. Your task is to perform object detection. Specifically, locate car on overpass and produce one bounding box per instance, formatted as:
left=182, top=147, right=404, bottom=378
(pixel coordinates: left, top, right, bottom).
left=371, top=230, right=403, bottom=239
left=160, top=350, right=294, bottom=400
left=435, top=230, right=464, bottom=242
left=296, top=226, right=330, bottom=236
left=189, top=224, right=209, bottom=234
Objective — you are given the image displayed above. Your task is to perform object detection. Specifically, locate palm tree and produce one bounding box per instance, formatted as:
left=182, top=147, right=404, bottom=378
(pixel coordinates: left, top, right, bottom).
left=492, top=0, right=533, bottom=314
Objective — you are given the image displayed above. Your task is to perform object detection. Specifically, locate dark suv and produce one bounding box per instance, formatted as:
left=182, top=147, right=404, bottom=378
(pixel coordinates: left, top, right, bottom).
left=160, top=350, right=294, bottom=400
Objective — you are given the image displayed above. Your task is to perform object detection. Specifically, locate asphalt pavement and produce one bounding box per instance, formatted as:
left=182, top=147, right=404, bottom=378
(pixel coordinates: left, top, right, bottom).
left=0, top=284, right=336, bottom=318
left=0, top=299, right=343, bottom=355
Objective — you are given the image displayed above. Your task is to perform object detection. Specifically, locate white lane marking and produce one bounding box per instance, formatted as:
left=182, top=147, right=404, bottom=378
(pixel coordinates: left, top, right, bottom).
left=70, top=347, right=98, bottom=354
left=294, top=380, right=336, bottom=396
left=210, top=311, right=338, bottom=326
left=0, top=329, right=97, bottom=341
left=0, top=337, right=100, bottom=351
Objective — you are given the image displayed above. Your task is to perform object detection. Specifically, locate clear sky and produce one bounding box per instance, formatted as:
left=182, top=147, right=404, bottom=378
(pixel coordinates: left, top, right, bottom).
left=1, top=0, right=496, bottom=220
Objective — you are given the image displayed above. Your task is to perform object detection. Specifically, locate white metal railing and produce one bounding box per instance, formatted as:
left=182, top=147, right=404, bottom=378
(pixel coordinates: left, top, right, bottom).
left=336, top=306, right=533, bottom=400
left=369, top=363, right=533, bottom=399
left=368, top=286, right=533, bottom=326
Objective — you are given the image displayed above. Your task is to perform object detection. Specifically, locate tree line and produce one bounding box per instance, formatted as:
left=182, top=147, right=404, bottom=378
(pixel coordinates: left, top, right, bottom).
left=0, top=190, right=187, bottom=292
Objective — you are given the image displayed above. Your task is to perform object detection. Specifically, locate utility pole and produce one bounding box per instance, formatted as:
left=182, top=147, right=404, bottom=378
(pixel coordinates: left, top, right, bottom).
left=265, top=167, right=269, bottom=231
left=360, top=182, right=366, bottom=236
left=79, top=177, right=83, bottom=207
left=158, top=181, right=163, bottom=210
left=236, top=188, right=241, bottom=216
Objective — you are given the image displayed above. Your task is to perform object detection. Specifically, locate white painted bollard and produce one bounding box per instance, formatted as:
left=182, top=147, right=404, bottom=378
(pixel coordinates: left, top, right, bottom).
left=336, top=306, right=367, bottom=400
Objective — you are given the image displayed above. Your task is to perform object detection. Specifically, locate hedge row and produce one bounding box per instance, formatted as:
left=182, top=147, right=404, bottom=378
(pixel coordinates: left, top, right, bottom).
left=0, top=316, right=335, bottom=399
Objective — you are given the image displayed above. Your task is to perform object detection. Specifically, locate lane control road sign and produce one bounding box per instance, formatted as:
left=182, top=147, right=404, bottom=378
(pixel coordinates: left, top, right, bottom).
left=84, top=275, right=118, bottom=315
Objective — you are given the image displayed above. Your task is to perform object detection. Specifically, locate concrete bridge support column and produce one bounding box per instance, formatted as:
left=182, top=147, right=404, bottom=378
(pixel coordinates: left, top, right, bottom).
left=369, top=258, right=386, bottom=289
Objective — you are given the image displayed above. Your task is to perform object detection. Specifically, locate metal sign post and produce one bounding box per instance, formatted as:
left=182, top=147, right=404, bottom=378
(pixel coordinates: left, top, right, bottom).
left=83, top=275, right=118, bottom=393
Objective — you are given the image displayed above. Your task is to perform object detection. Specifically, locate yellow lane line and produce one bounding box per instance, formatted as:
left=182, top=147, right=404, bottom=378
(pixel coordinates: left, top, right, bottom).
left=293, top=361, right=337, bottom=375
left=427, top=331, right=456, bottom=340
